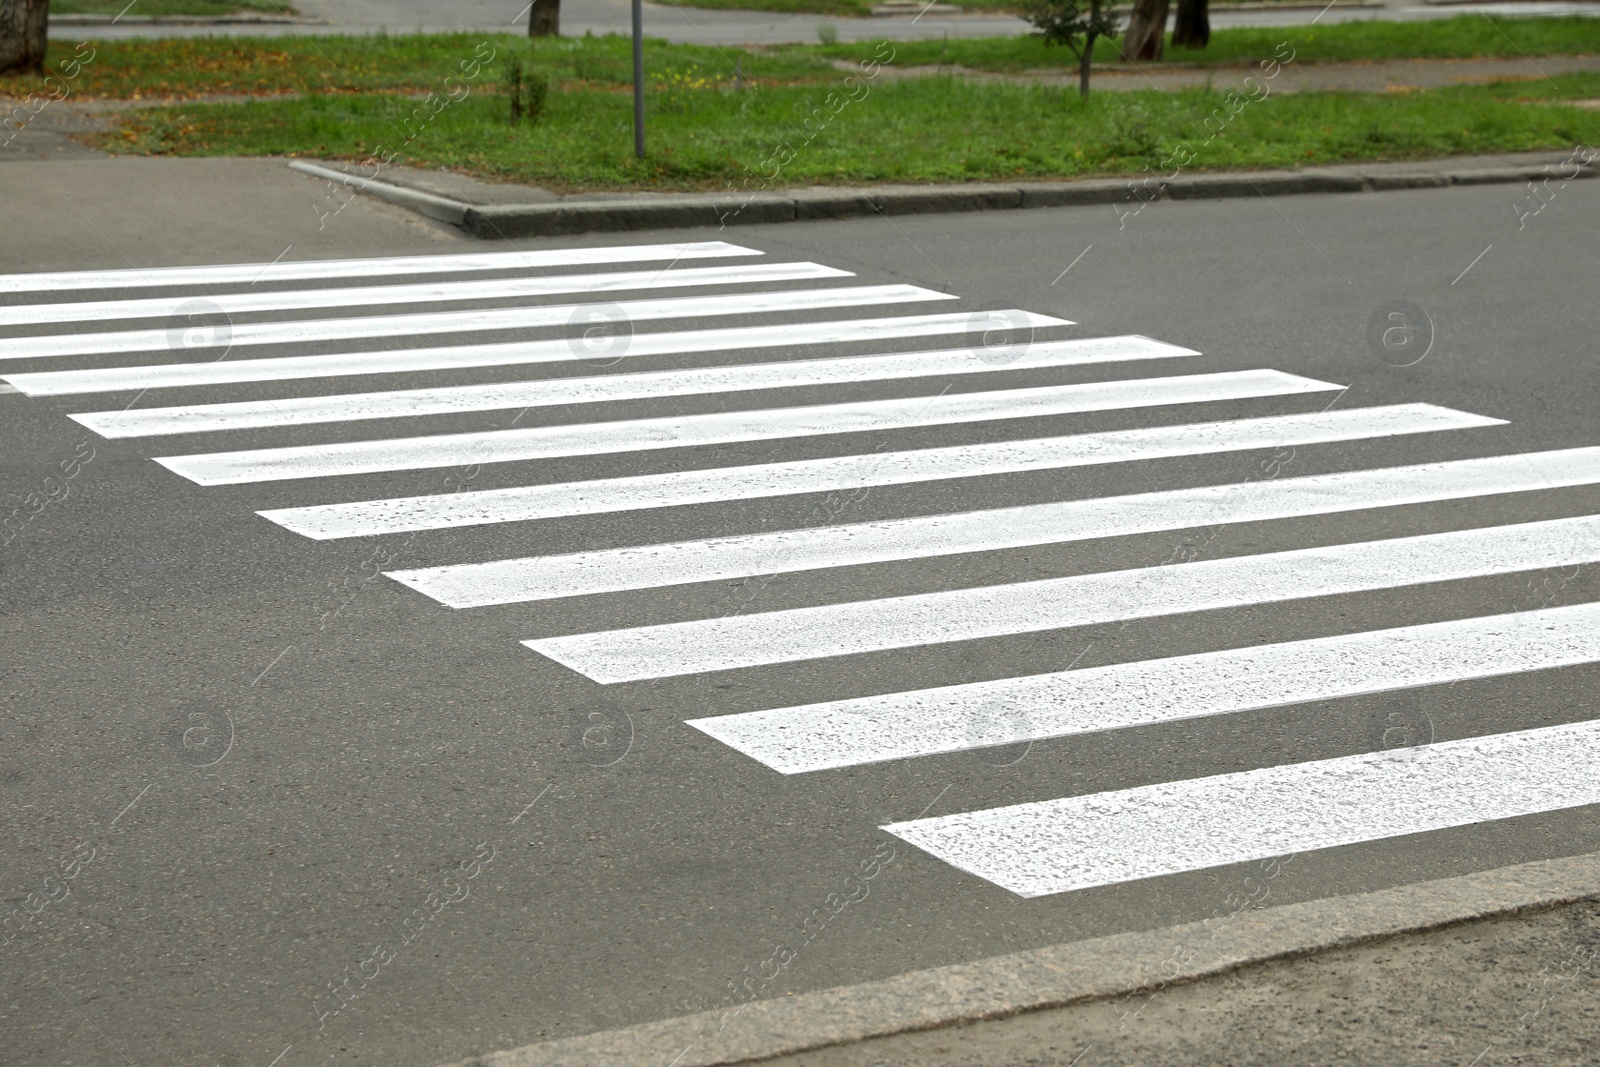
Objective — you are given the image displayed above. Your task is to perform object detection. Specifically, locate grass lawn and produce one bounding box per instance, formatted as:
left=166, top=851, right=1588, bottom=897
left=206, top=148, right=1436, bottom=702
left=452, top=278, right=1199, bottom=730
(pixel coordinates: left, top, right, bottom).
left=5, top=16, right=1598, bottom=102
left=51, top=0, right=294, bottom=15
left=100, top=72, right=1600, bottom=191
left=9, top=19, right=1596, bottom=193
left=1, top=34, right=836, bottom=100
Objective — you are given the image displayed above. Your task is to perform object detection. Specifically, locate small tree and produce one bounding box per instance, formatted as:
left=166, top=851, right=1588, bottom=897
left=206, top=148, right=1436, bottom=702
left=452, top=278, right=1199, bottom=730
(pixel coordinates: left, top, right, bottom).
left=1122, top=0, right=1170, bottom=62
left=0, top=0, right=48, bottom=76
left=1173, top=0, right=1210, bottom=49
left=528, top=0, right=559, bottom=38
left=1020, top=0, right=1123, bottom=99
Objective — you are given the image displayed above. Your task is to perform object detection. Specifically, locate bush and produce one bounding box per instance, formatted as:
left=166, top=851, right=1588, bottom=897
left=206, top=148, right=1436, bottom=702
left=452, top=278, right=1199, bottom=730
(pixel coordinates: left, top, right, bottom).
left=505, top=53, right=550, bottom=124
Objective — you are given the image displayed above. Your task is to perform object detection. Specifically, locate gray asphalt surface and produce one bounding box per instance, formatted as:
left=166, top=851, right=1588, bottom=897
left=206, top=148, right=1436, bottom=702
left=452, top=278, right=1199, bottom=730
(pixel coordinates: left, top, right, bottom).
left=2, top=153, right=1599, bottom=1067
left=58, top=0, right=1600, bottom=43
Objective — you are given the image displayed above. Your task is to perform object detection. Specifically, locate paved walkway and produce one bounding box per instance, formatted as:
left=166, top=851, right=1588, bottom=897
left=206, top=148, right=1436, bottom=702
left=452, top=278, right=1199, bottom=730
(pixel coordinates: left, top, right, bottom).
left=52, top=0, right=1600, bottom=44
left=862, top=52, right=1600, bottom=91
left=764, top=900, right=1600, bottom=1067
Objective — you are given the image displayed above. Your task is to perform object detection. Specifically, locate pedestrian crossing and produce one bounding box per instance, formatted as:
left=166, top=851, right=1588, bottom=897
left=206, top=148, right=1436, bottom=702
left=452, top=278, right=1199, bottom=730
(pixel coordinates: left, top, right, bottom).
left=3, top=283, right=950, bottom=360
left=0, top=260, right=852, bottom=327
left=5, top=241, right=1598, bottom=902
left=3, top=310, right=1064, bottom=394
left=534, top=514, right=1600, bottom=682
left=157, top=370, right=1338, bottom=486
left=389, top=446, right=1600, bottom=606
left=74, top=335, right=1200, bottom=438
left=259, top=405, right=1493, bottom=539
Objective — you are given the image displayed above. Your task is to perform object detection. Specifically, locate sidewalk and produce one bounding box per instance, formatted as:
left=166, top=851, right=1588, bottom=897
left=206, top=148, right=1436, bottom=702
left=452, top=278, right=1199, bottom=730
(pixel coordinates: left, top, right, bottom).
left=439, top=851, right=1600, bottom=1067
left=769, top=900, right=1600, bottom=1066
left=866, top=53, right=1600, bottom=92
left=50, top=0, right=1600, bottom=45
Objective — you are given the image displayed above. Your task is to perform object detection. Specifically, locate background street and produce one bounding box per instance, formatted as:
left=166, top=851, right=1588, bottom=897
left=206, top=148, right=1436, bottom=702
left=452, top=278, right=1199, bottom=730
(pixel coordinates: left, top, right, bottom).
left=2, top=152, right=1597, bottom=1066
left=61, top=0, right=1600, bottom=43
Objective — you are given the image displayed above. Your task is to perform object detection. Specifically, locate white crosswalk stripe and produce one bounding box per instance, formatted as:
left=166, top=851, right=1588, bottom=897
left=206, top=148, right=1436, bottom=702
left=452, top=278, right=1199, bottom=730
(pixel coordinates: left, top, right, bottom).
left=10, top=243, right=1598, bottom=901
left=0, top=283, right=950, bottom=360
left=386, top=445, right=1600, bottom=607
left=883, top=716, right=1600, bottom=897
left=0, top=261, right=851, bottom=326
left=686, top=601, right=1600, bottom=773
left=0, top=240, right=759, bottom=293
left=3, top=310, right=1067, bottom=395
left=533, top=513, right=1600, bottom=681
left=156, top=369, right=1337, bottom=485
left=75, top=335, right=1199, bottom=438
left=260, top=405, right=1496, bottom=539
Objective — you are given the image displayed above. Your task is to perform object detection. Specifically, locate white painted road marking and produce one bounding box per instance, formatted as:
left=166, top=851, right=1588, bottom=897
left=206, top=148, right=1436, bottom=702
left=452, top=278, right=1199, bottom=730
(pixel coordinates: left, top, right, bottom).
left=15, top=238, right=1599, bottom=901
left=4, top=311, right=1069, bottom=395
left=157, top=369, right=1332, bottom=485
left=263, top=405, right=1496, bottom=540
left=0, top=262, right=852, bottom=327
left=75, top=335, right=1199, bottom=438
left=535, top=512, right=1600, bottom=681
left=688, top=600, right=1600, bottom=774
left=386, top=445, right=1600, bottom=607
left=0, top=284, right=953, bottom=361
left=883, top=716, right=1600, bottom=897
left=0, top=241, right=759, bottom=294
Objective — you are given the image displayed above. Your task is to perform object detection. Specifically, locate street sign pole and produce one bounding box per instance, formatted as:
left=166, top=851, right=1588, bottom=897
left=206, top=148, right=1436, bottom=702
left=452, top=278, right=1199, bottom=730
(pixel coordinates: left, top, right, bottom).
left=631, top=0, right=645, bottom=159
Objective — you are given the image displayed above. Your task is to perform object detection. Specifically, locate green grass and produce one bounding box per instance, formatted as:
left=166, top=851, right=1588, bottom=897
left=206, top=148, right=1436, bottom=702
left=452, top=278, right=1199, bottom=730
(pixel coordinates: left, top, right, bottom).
left=50, top=0, right=293, bottom=15
left=819, top=14, right=1600, bottom=71
left=4, top=16, right=1596, bottom=102
left=0, top=33, right=835, bottom=100
left=99, top=73, right=1600, bottom=191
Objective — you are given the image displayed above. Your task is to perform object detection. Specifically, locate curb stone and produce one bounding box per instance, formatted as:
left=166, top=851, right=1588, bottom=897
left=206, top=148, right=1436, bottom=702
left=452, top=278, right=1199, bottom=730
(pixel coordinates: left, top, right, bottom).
left=384, top=154, right=1600, bottom=237
left=284, top=155, right=1594, bottom=236
left=287, top=160, right=471, bottom=226
left=435, top=850, right=1600, bottom=1067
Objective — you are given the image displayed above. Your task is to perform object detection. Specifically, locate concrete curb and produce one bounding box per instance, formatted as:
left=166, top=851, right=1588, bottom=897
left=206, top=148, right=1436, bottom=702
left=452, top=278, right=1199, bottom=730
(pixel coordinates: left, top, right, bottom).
left=287, top=159, right=469, bottom=226
left=448, top=159, right=1594, bottom=238
left=437, top=850, right=1600, bottom=1067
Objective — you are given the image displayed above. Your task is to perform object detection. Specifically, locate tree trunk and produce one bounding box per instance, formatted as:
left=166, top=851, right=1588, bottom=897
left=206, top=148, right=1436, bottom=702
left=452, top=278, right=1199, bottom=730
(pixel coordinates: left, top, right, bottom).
left=528, top=0, right=560, bottom=38
left=1121, top=0, right=1169, bottom=63
left=0, top=0, right=49, bottom=77
left=1173, top=0, right=1209, bottom=49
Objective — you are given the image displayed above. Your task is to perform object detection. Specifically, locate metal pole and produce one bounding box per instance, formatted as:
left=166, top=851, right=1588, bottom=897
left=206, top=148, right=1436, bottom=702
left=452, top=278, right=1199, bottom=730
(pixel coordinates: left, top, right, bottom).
left=631, top=0, right=645, bottom=159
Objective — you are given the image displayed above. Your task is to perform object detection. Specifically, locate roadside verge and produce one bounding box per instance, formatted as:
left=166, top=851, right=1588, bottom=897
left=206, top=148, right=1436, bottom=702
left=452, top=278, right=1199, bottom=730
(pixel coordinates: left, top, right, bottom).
left=289, top=151, right=1598, bottom=239
left=437, top=849, right=1600, bottom=1067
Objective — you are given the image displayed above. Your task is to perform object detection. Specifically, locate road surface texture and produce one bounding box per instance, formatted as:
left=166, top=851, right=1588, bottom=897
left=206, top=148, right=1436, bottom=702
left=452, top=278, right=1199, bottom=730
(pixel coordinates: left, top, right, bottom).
left=55, top=0, right=1600, bottom=43
left=2, top=147, right=1598, bottom=1067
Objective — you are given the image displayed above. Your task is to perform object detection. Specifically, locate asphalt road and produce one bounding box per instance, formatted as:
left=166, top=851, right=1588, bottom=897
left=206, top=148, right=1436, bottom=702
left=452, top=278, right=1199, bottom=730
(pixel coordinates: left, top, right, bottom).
left=2, top=167, right=1599, bottom=1067
left=59, top=0, right=1600, bottom=43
